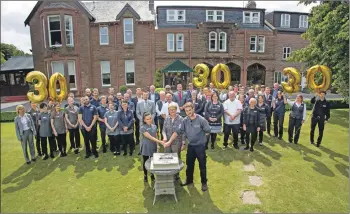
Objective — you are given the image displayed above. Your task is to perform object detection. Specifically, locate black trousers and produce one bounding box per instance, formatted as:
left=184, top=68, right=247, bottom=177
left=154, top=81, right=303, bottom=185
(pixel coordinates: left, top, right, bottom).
left=273, top=113, right=285, bottom=138
left=56, top=133, right=67, bottom=153
left=68, top=128, right=80, bottom=149
left=310, top=116, right=325, bottom=144
left=186, top=144, right=207, bottom=184
left=108, top=135, right=121, bottom=153
left=100, top=126, right=106, bottom=149
left=143, top=155, right=155, bottom=177
left=223, top=124, right=240, bottom=146
left=246, top=131, right=257, bottom=148
left=35, top=126, right=41, bottom=155
left=82, top=127, right=97, bottom=156
left=135, top=118, right=140, bottom=143
left=266, top=116, right=272, bottom=134
left=121, top=133, right=134, bottom=154
left=40, top=136, right=55, bottom=156
left=288, top=117, right=303, bottom=143
left=240, top=123, right=246, bottom=144
left=258, top=130, right=264, bottom=143
left=205, top=133, right=217, bottom=148
left=158, top=117, right=164, bottom=140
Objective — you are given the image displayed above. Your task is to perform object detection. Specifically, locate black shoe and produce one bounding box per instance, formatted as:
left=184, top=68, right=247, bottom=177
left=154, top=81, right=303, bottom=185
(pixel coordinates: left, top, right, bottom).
left=201, top=183, right=208, bottom=192
left=310, top=141, right=314, bottom=145
left=50, top=154, right=55, bottom=159
left=234, top=144, right=239, bottom=150
left=278, top=136, right=282, bottom=140
left=150, top=174, right=155, bottom=182
left=94, top=153, right=99, bottom=158
left=31, top=158, right=36, bottom=162
left=205, top=146, right=208, bottom=150
left=74, top=149, right=79, bottom=154
left=259, top=142, right=263, bottom=146
left=289, top=141, right=292, bottom=144
left=102, top=147, right=107, bottom=153
left=69, top=147, right=73, bottom=151
left=60, top=153, right=65, bottom=157
left=38, top=153, right=43, bottom=156
left=123, top=152, right=127, bottom=156
left=244, top=146, right=249, bottom=150
left=26, top=161, right=31, bottom=164
left=136, top=141, right=140, bottom=145
left=129, top=153, right=133, bottom=156
left=224, top=145, right=228, bottom=149
left=250, top=147, right=254, bottom=152
left=116, top=152, right=120, bottom=156
left=181, top=181, right=193, bottom=186
left=241, top=141, right=245, bottom=145
left=43, top=155, right=49, bottom=160
left=113, top=152, right=117, bottom=156
left=85, top=154, right=91, bottom=159
left=316, top=143, right=320, bottom=147
left=144, top=175, right=148, bottom=182
left=294, top=142, right=298, bottom=144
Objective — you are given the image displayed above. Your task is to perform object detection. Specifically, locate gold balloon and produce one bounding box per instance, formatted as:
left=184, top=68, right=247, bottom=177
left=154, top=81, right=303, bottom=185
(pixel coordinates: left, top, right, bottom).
left=49, top=72, right=68, bottom=102
left=211, top=63, right=231, bottom=89
left=193, top=64, right=209, bottom=88
left=281, top=67, right=301, bottom=94
left=306, top=65, right=332, bottom=92
left=25, top=71, right=48, bottom=103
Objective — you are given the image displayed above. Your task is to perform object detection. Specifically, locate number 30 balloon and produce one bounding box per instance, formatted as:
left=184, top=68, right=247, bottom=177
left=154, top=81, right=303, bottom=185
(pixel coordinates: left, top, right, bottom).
left=211, top=63, right=231, bottom=89
left=193, top=64, right=210, bottom=88
left=306, top=65, right=332, bottom=92
left=49, top=73, right=68, bottom=102
left=281, top=67, right=301, bottom=94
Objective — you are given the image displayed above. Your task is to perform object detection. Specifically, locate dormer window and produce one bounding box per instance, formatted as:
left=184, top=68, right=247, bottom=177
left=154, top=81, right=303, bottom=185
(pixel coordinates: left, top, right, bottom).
left=48, top=15, right=62, bottom=47
left=206, top=10, right=224, bottom=22
left=243, top=11, right=260, bottom=24
left=299, top=15, right=308, bottom=28
left=281, top=14, right=290, bottom=27
left=167, top=9, right=186, bottom=22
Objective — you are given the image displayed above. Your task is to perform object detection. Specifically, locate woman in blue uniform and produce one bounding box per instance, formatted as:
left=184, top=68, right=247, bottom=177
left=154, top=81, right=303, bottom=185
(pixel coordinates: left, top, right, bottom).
left=272, top=91, right=287, bottom=140
left=257, top=95, right=269, bottom=146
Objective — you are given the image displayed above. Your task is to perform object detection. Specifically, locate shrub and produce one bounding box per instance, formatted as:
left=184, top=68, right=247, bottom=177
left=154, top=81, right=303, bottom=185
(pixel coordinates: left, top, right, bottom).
left=119, top=85, right=127, bottom=94
left=154, top=70, right=163, bottom=88
left=155, top=88, right=165, bottom=93
left=0, top=111, right=17, bottom=122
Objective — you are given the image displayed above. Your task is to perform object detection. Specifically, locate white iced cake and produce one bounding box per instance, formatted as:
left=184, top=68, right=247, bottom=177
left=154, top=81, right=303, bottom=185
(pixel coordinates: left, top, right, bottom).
left=150, top=153, right=180, bottom=170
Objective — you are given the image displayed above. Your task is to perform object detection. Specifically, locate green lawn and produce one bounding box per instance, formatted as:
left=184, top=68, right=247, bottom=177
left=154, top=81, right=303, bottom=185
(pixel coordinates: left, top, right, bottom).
left=1, top=109, right=348, bottom=213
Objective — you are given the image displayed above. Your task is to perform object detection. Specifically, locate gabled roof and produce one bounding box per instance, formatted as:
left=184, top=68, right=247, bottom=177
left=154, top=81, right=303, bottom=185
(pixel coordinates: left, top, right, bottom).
left=162, top=60, right=192, bottom=73
left=83, top=1, right=155, bottom=22
left=1, top=56, right=34, bottom=72
left=24, top=1, right=96, bottom=26
left=116, top=3, right=141, bottom=20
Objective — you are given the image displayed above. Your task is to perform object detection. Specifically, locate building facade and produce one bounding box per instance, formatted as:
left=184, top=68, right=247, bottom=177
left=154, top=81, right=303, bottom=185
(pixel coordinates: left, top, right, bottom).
left=25, top=1, right=309, bottom=95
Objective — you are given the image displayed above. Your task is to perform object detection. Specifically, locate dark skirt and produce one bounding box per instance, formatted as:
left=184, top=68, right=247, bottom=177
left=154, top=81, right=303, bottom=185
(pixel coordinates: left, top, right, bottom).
left=246, top=125, right=258, bottom=133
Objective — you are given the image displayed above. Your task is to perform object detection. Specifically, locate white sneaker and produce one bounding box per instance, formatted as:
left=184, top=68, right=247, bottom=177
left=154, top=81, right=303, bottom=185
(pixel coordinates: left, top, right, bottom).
left=259, top=142, right=263, bottom=146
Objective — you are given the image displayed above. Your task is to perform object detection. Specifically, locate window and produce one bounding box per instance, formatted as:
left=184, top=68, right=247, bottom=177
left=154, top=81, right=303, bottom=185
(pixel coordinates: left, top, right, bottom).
left=100, top=61, right=111, bottom=86
left=42, top=18, right=47, bottom=48
left=99, top=26, right=109, bottom=45
left=167, top=34, right=175, bottom=52
left=125, top=60, right=135, bottom=85
left=124, top=18, right=134, bottom=44
left=250, top=35, right=265, bottom=52
left=206, top=10, right=224, bottom=22
left=243, top=11, right=260, bottom=23
left=176, top=34, right=184, bottom=51
left=166, top=9, right=185, bottom=22
left=299, top=15, right=308, bottom=28
left=209, top=32, right=217, bottom=51
left=51, top=61, right=64, bottom=75
left=48, top=15, right=62, bottom=47
left=283, top=47, right=291, bottom=59
left=219, top=32, right=227, bottom=52
left=274, top=71, right=287, bottom=84
left=65, top=15, right=73, bottom=46
left=67, top=61, right=77, bottom=90
left=281, top=14, right=290, bottom=27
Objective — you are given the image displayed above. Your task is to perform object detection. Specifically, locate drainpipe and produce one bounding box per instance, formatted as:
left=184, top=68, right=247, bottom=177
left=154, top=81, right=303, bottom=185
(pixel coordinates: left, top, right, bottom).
left=115, top=23, right=119, bottom=90
left=243, top=29, right=247, bottom=87
left=74, top=11, right=82, bottom=96
left=149, top=23, right=153, bottom=86
left=189, top=28, right=192, bottom=84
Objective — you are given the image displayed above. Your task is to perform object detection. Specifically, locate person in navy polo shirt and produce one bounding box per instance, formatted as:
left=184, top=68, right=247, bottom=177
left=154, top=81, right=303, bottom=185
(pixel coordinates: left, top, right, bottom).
left=97, top=96, right=108, bottom=153
left=90, top=89, right=101, bottom=108
left=78, top=96, right=99, bottom=158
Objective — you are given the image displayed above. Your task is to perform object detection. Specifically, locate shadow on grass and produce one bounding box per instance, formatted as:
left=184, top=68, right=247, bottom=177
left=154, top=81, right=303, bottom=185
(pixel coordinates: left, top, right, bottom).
left=327, top=109, right=349, bottom=128
left=303, top=155, right=335, bottom=177
left=335, top=163, right=349, bottom=178
left=142, top=180, right=222, bottom=212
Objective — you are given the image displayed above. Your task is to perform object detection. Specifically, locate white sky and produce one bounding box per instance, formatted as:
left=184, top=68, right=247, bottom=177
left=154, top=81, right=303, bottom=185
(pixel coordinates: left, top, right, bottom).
left=1, top=1, right=317, bottom=53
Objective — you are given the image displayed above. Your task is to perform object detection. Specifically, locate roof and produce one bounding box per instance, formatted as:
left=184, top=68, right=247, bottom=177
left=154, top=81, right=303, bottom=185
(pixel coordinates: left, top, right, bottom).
left=156, top=5, right=265, bottom=11
left=83, top=1, right=155, bottom=22
left=269, top=10, right=310, bottom=15
left=24, top=1, right=95, bottom=26
left=162, top=59, right=192, bottom=73
left=1, top=56, right=34, bottom=72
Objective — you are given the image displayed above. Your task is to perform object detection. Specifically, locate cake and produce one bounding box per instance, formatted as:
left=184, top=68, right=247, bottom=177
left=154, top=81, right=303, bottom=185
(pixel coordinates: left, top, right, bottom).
left=150, top=153, right=180, bottom=170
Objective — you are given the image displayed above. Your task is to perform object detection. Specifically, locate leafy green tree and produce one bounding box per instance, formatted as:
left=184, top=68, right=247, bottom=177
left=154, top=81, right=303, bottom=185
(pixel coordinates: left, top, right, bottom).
left=0, top=43, right=30, bottom=61
left=154, top=70, right=163, bottom=88
left=1, top=53, right=6, bottom=64
left=289, top=1, right=349, bottom=102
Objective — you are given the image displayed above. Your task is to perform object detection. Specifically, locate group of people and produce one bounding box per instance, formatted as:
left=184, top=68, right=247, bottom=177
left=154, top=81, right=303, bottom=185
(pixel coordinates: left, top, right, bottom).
left=14, top=82, right=331, bottom=192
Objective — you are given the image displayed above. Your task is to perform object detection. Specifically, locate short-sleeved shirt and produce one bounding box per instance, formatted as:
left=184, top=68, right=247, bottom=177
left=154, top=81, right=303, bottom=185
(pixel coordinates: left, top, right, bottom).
left=79, top=104, right=98, bottom=129
left=223, top=99, right=242, bottom=125
left=51, top=111, right=66, bottom=134
left=104, top=110, right=119, bottom=135
left=163, top=115, right=185, bottom=145
left=65, top=105, right=79, bottom=129
left=97, top=105, right=108, bottom=129
left=140, top=124, right=158, bottom=156
left=38, top=112, right=52, bottom=137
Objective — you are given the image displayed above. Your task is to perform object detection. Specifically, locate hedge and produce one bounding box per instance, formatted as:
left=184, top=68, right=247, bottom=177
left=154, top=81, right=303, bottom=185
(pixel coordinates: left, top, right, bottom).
left=1, top=99, right=348, bottom=122
left=155, top=88, right=165, bottom=93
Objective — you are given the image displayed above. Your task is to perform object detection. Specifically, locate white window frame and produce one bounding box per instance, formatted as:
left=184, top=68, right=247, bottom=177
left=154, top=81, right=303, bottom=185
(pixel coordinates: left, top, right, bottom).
left=166, top=9, right=186, bottom=22
left=100, top=61, right=111, bottom=87
left=47, top=15, right=62, bottom=47
left=274, top=71, right=288, bottom=84
left=125, top=60, right=135, bottom=86
left=243, top=11, right=260, bottom=24
left=281, top=14, right=291, bottom=28
left=51, top=61, right=64, bottom=75
left=218, top=32, right=227, bottom=52
left=167, top=33, right=175, bottom=52
left=249, top=36, right=257, bottom=52
left=299, top=15, right=308, bottom=28
left=67, top=60, right=77, bottom=90
left=99, top=26, right=109, bottom=45
left=209, top=31, right=217, bottom=52
left=206, top=10, right=224, bottom=22
left=123, top=18, right=134, bottom=44
left=176, top=33, right=184, bottom=51
left=258, top=36, right=265, bottom=53
left=42, top=18, right=47, bottom=48
left=64, top=15, right=74, bottom=46
left=283, top=47, right=291, bottom=60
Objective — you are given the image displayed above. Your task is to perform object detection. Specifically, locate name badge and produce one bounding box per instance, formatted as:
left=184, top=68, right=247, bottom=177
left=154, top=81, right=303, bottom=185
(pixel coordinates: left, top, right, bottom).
left=254, top=111, right=257, bottom=113
left=194, top=125, right=200, bottom=128
left=323, top=105, right=327, bottom=107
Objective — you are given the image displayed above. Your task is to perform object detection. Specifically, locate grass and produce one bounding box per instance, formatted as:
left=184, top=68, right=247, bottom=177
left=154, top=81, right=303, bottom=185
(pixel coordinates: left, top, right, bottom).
left=1, top=109, right=348, bottom=213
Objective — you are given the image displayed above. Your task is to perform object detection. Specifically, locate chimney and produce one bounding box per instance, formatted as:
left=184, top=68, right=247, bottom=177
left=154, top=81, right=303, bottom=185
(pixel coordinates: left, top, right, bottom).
left=246, top=1, right=256, bottom=8
left=149, top=0, right=155, bottom=14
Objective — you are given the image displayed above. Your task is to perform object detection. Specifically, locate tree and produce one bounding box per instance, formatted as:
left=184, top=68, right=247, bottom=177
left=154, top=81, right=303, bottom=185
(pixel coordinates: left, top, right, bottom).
left=154, top=70, right=163, bottom=88
left=0, top=43, right=30, bottom=61
left=1, top=53, right=5, bottom=64
left=289, top=1, right=349, bottom=102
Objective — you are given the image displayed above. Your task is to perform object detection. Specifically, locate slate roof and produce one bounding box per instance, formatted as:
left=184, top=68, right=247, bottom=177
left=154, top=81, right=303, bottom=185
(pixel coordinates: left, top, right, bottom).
left=43, top=2, right=75, bottom=9
left=1, top=56, right=34, bottom=72
left=82, top=1, right=155, bottom=22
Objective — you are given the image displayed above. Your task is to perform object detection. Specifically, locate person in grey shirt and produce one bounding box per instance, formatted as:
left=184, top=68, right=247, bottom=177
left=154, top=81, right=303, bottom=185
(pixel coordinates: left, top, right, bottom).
left=104, top=102, right=120, bottom=155
left=165, top=102, right=211, bottom=192
left=65, top=97, right=81, bottom=154
left=51, top=103, right=68, bottom=157
left=38, top=103, right=56, bottom=160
